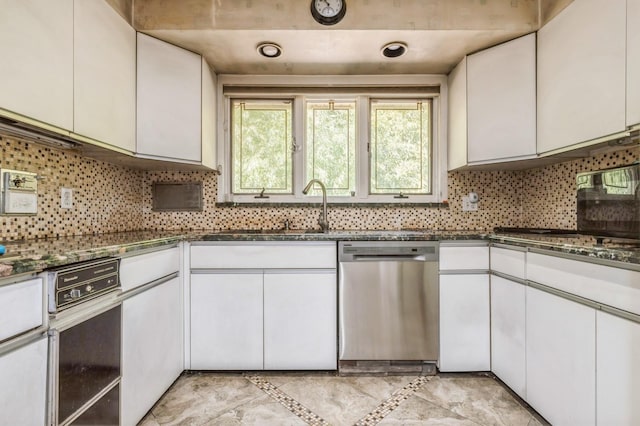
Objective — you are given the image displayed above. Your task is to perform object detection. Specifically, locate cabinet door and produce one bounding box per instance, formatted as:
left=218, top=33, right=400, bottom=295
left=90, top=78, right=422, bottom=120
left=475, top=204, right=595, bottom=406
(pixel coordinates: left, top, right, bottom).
left=0, top=278, right=43, bottom=342
left=201, top=59, right=217, bottom=169
left=122, top=277, right=183, bottom=426
left=439, top=274, right=490, bottom=372
left=526, top=286, right=596, bottom=426
left=137, top=33, right=202, bottom=162
left=537, top=0, right=626, bottom=153
left=264, top=271, right=337, bottom=370
left=490, top=275, right=526, bottom=399
left=0, top=0, right=73, bottom=130
left=467, top=33, right=536, bottom=163
left=0, top=336, right=47, bottom=426
left=74, top=0, right=136, bottom=152
left=596, top=310, right=640, bottom=425
left=447, top=57, right=468, bottom=170
left=439, top=244, right=489, bottom=271
left=628, top=0, right=640, bottom=127
left=190, top=273, right=263, bottom=369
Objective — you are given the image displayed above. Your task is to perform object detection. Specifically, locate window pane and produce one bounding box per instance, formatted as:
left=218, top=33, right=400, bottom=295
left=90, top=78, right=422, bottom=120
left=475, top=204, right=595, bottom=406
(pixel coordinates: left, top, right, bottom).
left=231, top=100, right=292, bottom=194
left=370, top=100, right=431, bottom=194
left=306, top=101, right=356, bottom=196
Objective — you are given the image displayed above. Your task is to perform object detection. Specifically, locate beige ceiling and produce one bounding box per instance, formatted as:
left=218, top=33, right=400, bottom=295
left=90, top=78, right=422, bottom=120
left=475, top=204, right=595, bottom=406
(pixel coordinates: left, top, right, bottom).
left=113, top=0, right=572, bottom=75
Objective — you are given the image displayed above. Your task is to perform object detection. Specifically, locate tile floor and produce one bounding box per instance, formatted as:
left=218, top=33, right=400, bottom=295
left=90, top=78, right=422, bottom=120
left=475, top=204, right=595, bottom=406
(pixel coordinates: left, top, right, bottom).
left=139, top=372, right=546, bottom=426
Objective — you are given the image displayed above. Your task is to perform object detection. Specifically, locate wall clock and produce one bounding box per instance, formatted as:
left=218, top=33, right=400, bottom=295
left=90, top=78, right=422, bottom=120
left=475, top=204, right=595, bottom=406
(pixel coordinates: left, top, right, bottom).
left=310, top=0, right=346, bottom=26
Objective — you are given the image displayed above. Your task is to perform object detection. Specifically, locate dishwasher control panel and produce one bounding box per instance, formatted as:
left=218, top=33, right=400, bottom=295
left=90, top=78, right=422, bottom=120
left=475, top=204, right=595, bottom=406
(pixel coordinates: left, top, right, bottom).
left=339, top=241, right=439, bottom=261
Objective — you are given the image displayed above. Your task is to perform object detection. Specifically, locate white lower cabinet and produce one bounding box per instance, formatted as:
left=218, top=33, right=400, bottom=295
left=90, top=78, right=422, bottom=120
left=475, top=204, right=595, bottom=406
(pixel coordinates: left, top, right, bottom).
left=0, top=336, right=47, bottom=426
left=190, top=270, right=337, bottom=370
left=526, top=286, right=596, bottom=426
left=490, top=275, right=526, bottom=399
left=264, top=271, right=336, bottom=370
left=190, top=272, right=264, bottom=370
left=122, top=277, right=183, bottom=426
left=189, top=242, right=337, bottom=371
left=439, top=274, right=490, bottom=372
left=596, top=310, right=640, bottom=425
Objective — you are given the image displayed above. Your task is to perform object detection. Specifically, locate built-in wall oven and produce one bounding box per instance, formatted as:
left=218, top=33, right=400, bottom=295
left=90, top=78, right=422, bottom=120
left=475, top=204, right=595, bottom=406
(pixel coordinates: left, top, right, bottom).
left=577, top=163, right=640, bottom=240
left=47, top=258, right=121, bottom=426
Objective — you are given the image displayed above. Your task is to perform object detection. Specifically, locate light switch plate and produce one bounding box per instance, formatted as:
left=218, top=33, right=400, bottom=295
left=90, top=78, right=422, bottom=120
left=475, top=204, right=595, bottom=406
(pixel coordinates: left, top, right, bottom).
left=462, top=196, right=478, bottom=212
left=60, top=188, right=73, bottom=209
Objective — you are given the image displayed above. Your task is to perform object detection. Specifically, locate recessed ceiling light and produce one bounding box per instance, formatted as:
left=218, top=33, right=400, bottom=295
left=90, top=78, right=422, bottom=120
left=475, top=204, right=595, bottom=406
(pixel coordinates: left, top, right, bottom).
left=257, top=42, right=282, bottom=58
left=381, top=42, right=408, bottom=58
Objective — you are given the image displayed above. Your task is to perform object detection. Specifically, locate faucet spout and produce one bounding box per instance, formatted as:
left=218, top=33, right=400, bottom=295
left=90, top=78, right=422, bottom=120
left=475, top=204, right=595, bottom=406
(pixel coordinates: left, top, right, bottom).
left=302, top=179, right=329, bottom=232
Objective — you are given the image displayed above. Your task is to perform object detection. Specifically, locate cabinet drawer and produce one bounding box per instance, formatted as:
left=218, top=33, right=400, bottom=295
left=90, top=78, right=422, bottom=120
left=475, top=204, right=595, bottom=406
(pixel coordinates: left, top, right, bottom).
left=120, top=247, right=180, bottom=292
left=191, top=242, right=337, bottom=269
left=527, top=252, right=640, bottom=315
left=440, top=244, right=489, bottom=271
left=490, top=246, right=525, bottom=279
left=0, top=278, right=44, bottom=342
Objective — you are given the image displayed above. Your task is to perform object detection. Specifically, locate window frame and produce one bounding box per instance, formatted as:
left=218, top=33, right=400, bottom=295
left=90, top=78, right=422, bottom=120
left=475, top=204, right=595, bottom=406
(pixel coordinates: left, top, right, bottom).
left=216, top=75, right=448, bottom=204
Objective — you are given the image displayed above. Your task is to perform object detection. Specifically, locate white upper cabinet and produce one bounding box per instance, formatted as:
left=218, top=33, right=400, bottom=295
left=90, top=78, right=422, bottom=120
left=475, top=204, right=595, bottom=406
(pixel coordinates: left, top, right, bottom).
left=137, top=33, right=202, bottom=163
left=447, top=34, right=536, bottom=169
left=467, top=33, right=537, bottom=164
left=74, top=0, right=136, bottom=152
left=447, top=57, right=468, bottom=170
left=0, top=0, right=73, bottom=131
left=537, top=0, right=626, bottom=154
left=628, top=0, right=640, bottom=127
left=201, top=60, right=217, bottom=169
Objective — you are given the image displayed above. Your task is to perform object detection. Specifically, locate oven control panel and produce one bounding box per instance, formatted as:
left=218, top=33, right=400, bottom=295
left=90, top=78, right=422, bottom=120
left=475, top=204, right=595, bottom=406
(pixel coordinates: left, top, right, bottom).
left=48, top=258, right=120, bottom=312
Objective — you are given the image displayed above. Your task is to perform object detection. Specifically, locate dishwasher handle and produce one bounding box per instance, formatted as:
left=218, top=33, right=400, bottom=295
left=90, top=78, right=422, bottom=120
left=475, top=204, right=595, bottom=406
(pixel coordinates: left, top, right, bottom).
left=349, top=254, right=431, bottom=262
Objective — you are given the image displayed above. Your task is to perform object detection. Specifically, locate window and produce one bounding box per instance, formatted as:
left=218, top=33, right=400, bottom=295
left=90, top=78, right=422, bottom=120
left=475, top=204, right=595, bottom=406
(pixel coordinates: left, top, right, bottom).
left=219, top=75, right=446, bottom=204
left=370, top=100, right=431, bottom=195
left=306, top=100, right=356, bottom=196
left=231, top=99, right=292, bottom=194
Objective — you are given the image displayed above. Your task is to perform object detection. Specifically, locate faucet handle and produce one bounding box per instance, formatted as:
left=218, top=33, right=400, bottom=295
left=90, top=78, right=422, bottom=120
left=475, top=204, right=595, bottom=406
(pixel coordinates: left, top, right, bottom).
left=283, top=219, right=291, bottom=230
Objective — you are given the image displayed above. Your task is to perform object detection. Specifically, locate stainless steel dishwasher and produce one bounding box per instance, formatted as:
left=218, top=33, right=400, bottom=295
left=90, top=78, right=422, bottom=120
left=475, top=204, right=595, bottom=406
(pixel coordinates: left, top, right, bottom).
left=338, top=240, right=439, bottom=374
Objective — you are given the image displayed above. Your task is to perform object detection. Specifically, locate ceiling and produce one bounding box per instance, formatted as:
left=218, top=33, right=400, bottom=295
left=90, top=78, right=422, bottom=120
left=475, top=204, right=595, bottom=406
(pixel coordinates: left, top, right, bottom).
left=111, top=0, right=573, bottom=75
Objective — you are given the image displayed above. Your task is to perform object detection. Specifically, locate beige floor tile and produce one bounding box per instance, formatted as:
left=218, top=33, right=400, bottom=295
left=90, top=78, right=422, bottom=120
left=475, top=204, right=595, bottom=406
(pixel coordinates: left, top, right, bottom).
left=378, top=395, right=481, bottom=425
left=141, top=372, right=545, bottom=426
left=201, top=394, right=308, bottom=426
left=414, top=375, right=534, bottom=426
left=150, top=373, right=265, bottom=425
left=276, top=375, right=409, bottom=425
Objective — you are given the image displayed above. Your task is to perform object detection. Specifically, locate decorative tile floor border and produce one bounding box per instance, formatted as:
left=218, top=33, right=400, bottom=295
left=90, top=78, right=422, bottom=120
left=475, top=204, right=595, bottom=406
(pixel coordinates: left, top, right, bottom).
left=244, top=373, right=431, bottom=426
left=354, top=375, right=432, bottom=426
left=244, top=373, right=330, bottom=426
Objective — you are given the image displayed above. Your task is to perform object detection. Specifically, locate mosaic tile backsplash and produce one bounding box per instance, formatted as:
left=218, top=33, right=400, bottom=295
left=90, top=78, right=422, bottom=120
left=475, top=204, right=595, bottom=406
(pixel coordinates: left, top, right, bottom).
left=1, top=132, right=638, bottom=241
left=0, top=136, right=144, bottom=241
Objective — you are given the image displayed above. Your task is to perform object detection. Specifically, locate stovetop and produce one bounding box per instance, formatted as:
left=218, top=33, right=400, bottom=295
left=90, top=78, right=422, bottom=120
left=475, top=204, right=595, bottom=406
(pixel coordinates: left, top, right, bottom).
left=493, top=227, right=640, bottom=252
left=493, top=227, right=579, bottom=235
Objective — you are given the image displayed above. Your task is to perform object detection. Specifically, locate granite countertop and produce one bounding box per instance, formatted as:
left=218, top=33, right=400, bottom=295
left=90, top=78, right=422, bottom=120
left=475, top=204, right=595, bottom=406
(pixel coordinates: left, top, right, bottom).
left=0, top=231, right=191, bottom=277
left=1, top=229, right=639, bottom=278
left=492, top=233, right=640, bottom=265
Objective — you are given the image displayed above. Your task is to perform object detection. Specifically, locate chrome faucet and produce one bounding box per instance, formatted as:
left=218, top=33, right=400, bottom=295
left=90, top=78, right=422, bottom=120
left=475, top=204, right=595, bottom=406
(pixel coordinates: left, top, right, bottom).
left=302, top=179, right=329, bottom=232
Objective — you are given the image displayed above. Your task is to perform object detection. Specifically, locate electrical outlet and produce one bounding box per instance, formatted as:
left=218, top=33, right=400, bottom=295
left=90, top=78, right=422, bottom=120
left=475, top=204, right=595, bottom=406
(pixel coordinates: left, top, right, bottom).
left=61, top=188, right=73, bottom=209
left=462, top=196, right=478, bottom=212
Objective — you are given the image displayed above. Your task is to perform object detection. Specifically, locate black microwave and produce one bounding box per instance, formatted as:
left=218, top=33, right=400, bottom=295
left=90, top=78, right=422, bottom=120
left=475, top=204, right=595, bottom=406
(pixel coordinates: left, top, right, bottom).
left=577, top=163, right=640, bottom=240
